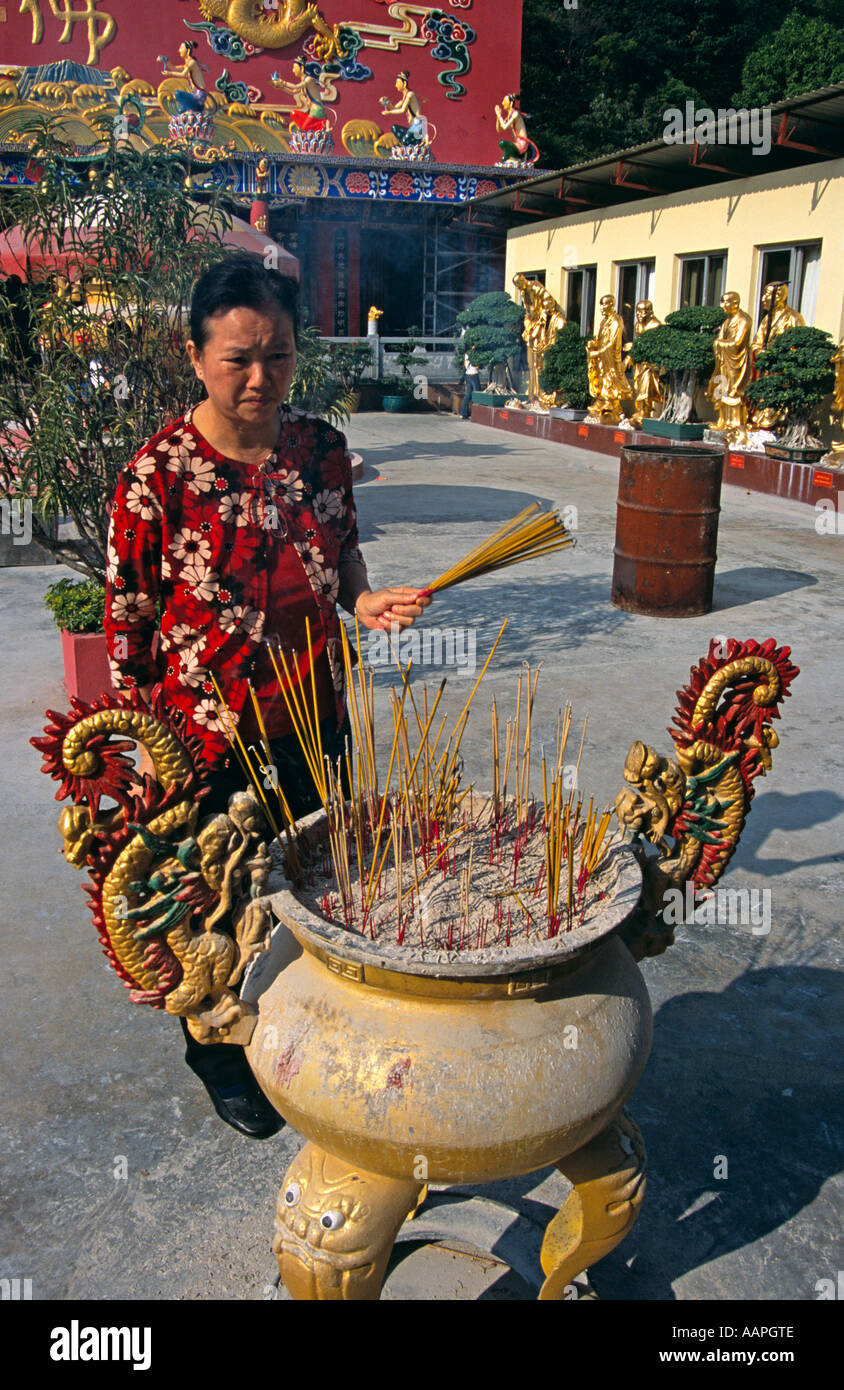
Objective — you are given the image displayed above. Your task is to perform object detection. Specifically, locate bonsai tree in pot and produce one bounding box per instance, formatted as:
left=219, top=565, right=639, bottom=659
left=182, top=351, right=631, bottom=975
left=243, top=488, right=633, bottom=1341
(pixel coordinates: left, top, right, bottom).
left=393, top=325, right=427, bottom=383
left=629, top=306, right=725, bottom=426
left=454, top=292, right=524, bottom=395
left=379, top=325, right=426, bottom=410
left=745, top=325, right=836, bottom=451
left=539, top=321, right=591, bottom=411
left=379, top=376, right=416, bottom=412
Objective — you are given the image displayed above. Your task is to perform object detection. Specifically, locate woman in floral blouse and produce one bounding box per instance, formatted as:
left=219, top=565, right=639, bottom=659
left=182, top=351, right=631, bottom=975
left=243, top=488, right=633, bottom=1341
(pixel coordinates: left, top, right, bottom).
left=105, top=253, right=430, bottom=1137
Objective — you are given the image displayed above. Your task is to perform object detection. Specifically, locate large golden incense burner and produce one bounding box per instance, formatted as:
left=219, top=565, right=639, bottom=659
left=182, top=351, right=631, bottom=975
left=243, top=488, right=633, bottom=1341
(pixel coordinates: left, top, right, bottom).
left=246, top=822, right=648, bottom=1300
left=33, top=634, right=797, bottom=1299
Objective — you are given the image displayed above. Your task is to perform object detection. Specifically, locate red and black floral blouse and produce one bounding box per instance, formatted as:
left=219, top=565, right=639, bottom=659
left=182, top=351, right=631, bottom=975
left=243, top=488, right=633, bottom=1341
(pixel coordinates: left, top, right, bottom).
left=105, top=403, right=368, bottom=771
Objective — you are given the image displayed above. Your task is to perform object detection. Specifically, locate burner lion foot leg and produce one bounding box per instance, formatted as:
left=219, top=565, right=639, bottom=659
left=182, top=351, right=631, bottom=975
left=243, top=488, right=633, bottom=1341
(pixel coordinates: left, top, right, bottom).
left=539, top=1108, right=646, bottom=1300
left=273, top=1142, right=423, bottom=1301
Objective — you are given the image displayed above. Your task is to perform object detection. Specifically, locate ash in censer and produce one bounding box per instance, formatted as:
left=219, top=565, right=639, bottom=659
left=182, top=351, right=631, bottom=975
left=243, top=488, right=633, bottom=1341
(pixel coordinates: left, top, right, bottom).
left=296, top=793, right=618, bottom=956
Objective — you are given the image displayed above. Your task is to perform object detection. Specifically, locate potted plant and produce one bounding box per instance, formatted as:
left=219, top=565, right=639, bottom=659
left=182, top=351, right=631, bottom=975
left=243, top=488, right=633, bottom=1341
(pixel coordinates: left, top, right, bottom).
left=43, top=576, right=113, bottom=704
left=454, top=292, right=525, bottom=405
left=326, top=339, right=375, bottom=413
left=539, top=321, right=591, bottom=419
left=378, top=326, right=427, bottom=411
left=629, top=306, right=724, bottom=440
left=745, top=326, right=836, bottom=463
left=379, top=375, right=415, bottom=413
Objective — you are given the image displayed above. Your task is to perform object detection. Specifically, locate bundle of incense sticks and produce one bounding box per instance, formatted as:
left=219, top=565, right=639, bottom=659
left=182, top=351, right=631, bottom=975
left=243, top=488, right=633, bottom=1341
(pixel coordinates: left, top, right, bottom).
left=420, top=502, right=575, bottom=597
left=210, top=616, right=616, bottom=947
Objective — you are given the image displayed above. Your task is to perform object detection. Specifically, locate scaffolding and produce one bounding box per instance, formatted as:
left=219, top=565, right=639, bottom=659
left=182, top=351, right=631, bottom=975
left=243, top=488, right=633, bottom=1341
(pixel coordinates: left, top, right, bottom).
left=422, top=216, right=506, bottom=337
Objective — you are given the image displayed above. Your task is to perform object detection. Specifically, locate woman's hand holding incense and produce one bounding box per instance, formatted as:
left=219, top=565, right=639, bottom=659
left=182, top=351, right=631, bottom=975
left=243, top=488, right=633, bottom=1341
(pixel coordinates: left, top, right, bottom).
left=355, top=587, right=431, bottom=631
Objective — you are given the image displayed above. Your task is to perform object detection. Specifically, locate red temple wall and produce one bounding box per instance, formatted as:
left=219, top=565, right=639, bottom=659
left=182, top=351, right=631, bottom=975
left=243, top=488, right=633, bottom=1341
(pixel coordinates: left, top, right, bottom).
left=0, top=0, right=524, bottom=167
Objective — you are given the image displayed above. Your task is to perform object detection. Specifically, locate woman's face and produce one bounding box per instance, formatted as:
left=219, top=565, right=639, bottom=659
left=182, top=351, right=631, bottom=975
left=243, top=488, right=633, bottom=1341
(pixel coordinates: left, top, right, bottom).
left=187, top=305, right=297, bottom=431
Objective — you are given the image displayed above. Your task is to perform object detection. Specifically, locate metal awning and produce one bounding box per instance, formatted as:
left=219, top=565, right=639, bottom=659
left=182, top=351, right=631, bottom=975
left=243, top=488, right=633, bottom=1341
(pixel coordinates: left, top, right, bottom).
left=459, top=83, right=844, bottom=226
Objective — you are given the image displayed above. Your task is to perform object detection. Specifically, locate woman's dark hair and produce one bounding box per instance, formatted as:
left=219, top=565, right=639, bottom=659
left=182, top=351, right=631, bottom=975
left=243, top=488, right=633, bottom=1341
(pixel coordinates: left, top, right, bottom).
left=189, top=252, right=299, bottom=351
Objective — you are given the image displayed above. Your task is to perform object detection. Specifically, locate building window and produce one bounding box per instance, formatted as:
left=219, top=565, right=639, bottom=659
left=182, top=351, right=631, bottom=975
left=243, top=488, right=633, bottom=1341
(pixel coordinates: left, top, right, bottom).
left=565, top=265, right=596, bottom=336
left=679, top=253, right=726, bottom=308
left=616, top=260, right=655, bottom=342
left=756, top=242, right=821, bottom=326
left=522, top=269, right=546, bottom=286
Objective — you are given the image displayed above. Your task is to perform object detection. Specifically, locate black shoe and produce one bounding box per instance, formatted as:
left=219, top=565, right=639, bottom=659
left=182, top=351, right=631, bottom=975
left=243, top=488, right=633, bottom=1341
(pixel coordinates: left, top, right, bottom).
left=200, top=1076, right=284, bottom=1140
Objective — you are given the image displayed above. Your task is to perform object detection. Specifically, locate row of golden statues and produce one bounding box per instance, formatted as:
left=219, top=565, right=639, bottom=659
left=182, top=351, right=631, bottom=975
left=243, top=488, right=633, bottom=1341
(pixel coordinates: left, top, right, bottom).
left=514, top=275, right=844, bottom=452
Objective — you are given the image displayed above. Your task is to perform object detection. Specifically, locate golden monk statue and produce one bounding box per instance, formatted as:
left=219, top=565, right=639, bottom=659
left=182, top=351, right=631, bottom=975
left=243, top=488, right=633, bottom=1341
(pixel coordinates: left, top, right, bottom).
left=825, top=337, right=844, bottom=466
left=513, top=273, right=546, bottom=400
left=751, top=281, right=805, bottom=353
left=624, top=300, right=664, bottom=426
left=706, top=290, right=753, bottom=440
left=750, top=283, right=805, bottom=429
left=513, top=275, right=567, bottom=404
left=587, top=294, right=632, bottom=424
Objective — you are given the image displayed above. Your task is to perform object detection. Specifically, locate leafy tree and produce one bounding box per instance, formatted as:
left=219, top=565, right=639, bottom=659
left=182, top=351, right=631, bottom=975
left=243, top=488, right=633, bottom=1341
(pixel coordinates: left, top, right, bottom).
left=735, top=12, right=844, bottom=106
left=628, top=306, right=724, bottom=423
left=745, top=325, right=836, bottom=447
left=454, top=292, right=524, bottom=390
left=288, top=323, right=357, bottom=421
left=0, top=121, right=231, bottom=582
left=520, top=0, right=844, bottom=169
left=393, top=325, right=427, bottom=379
left=325, top=339, right=375, bottom=394
left=0, top=123, right=351, bottom=583
left=539, top=321, right=590, bottom=409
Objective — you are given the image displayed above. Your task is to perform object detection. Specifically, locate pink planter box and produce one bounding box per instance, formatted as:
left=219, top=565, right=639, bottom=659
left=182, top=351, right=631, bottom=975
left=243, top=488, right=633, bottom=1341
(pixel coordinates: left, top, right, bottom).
left=60, top=630, right=116, bottom=705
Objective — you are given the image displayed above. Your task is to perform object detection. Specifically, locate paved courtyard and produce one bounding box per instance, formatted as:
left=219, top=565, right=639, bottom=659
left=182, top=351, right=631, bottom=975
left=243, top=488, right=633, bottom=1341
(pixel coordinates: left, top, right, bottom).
left=1, top=412, right=842, bottom=1301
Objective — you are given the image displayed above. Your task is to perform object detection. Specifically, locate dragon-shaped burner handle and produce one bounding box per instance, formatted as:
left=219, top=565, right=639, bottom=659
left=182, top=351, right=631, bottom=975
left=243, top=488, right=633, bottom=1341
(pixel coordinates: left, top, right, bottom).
left=614, top=637, right=798, bottom=960
left=32, top=691, right=276, bottom=1044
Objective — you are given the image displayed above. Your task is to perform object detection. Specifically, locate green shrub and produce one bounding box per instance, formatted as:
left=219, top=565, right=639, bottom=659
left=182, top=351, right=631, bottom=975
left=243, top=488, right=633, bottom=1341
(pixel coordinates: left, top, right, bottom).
left=745, top=325, right=836, bottom=448
left=629, top=306, right=725, bottom=423
left=539, top=321, right=591, bottom=409
left=326, top=340, right=375, bottom=392
left=44, top=577, right=106, bottom=634
left=288, top=324, right=356, bottom=424
left=393, top=326, right=427, bottom=378
left=379, top=376, right=413, bottom=396
left=454, top=292, right=524, bottom=390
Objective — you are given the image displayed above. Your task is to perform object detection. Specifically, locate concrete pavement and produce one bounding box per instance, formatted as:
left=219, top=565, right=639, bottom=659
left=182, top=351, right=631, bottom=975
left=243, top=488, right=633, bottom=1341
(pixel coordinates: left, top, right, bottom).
left=1, top=411, right=841, bottom=1300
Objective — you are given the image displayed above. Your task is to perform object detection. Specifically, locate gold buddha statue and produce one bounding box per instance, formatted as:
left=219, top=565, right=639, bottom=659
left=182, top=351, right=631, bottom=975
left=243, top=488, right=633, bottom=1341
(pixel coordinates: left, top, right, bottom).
left=625, top=299, right=664, bottom=426
left=751, top=281, right=805, bottom=354
left=587, top=294, right=632, bottom=424
left=751, top=283, right=805, bottom=429
left=707, top=290, right=753, bottom=440
left=513, top=274, right=566, bottom=405
left=825, top=337, right=844, bottom=466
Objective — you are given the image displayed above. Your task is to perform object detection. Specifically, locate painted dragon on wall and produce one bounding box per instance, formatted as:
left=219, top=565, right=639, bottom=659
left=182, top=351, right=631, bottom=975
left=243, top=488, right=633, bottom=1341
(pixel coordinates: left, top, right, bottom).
left=32, top=691, right=277, bottom=1044
left=614, top=637, right=799, bottom=960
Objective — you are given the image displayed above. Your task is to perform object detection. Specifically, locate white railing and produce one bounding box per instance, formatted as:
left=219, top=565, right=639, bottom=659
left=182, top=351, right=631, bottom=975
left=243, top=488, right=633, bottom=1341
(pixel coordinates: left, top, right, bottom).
left=322, top=335, right=462, bottom=382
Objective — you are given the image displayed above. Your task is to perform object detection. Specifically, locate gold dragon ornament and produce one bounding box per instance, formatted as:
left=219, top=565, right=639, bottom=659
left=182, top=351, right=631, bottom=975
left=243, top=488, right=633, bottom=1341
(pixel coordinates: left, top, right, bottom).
left=197, top=0, right=321, bottom=49
left=614, top=637, right=798, bottom=960
left=32, top=691, right=277, bottom=1045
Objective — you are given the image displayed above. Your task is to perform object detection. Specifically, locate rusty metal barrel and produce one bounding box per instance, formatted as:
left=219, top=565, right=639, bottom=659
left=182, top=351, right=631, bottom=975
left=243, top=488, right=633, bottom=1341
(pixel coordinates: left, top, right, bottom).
left=611, top=443, right=724, bottom=617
